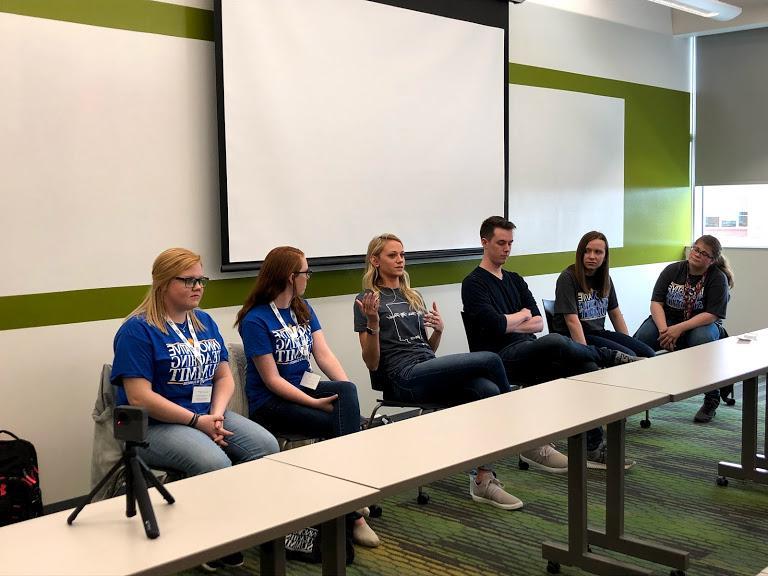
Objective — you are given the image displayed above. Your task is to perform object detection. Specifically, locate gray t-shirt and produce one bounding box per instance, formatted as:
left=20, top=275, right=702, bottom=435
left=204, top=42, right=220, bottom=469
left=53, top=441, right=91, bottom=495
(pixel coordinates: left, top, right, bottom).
left=353, top=288, right=434, bottom=382
left=553, top=269, right=618, bottom=334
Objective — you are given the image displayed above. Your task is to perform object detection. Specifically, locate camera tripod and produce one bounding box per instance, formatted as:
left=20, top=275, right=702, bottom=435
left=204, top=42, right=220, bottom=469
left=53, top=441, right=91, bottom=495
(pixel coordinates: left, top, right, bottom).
left=67, top=441, right=175, bottom=539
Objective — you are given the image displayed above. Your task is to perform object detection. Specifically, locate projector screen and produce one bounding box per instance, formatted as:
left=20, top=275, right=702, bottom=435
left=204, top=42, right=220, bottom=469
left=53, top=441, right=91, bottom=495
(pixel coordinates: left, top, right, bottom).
left=215, top=0, right=508, bottom=270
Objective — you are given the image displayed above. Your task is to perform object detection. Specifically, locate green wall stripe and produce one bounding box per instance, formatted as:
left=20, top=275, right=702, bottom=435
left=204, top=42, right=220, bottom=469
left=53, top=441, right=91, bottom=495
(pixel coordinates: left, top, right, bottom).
left=0, top=0, right=213, bottom=41
left=0, top=245, right=685, bottom=332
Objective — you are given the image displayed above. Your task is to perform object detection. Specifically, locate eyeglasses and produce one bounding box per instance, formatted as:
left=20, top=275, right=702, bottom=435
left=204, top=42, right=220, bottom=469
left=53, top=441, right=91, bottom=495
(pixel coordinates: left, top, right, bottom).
left=690, top=245, right=714, bottom=260
left=175, top=276, right=209, bottom=288
left=294, top=269, right=313, bottom=279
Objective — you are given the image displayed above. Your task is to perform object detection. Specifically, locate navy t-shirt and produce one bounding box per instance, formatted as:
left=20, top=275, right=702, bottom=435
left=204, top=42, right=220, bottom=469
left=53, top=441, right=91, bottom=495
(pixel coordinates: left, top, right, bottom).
left=353, top=288, right=434, bottom=382
left=111, top=310, right=228, bottom=421
left=651, top=260, right=728, bottom=325
left=461, top=267, right=539, bottom=353
left=239, top=301, right=321, bottom=414
left=553, top=269, right=618, bottom=334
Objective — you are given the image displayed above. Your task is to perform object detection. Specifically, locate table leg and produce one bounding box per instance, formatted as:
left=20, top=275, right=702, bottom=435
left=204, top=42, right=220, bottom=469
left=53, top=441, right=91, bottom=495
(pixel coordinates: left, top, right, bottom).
left=543, top=425, right=689, bottom=575
left=321, top=516, right=346, bottom=576
left=718, top=376, right=768, bottom=484
left=260, top=537, right=286, bottom=576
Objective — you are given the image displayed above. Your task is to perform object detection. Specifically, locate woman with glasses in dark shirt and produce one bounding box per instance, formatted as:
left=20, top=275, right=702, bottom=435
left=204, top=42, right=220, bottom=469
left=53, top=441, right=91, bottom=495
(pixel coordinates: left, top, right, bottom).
left=634, top=235, right=735, bottom=423
left=235, top=246, right=379, bottom=547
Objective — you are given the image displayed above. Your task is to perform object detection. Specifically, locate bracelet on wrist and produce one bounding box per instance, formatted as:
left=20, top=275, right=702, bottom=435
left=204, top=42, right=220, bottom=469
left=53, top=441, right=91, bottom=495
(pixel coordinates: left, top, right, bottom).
left=187, top=413, right=199, bottom=428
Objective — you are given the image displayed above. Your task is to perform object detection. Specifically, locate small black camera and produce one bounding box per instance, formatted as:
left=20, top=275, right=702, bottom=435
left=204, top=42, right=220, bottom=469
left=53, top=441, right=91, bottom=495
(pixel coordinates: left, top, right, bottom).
left=114, top=405, right=148, bottom=443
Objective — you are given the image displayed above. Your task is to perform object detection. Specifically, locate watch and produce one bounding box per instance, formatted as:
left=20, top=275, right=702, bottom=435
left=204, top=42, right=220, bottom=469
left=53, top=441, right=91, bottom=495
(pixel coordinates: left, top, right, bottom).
left=365, top=326, right=379, bottom=335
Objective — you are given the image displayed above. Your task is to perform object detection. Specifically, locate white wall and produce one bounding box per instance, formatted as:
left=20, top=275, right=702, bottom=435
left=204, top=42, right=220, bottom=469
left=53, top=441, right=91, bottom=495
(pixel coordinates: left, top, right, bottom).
left=0, top=1, right=696, bottom=504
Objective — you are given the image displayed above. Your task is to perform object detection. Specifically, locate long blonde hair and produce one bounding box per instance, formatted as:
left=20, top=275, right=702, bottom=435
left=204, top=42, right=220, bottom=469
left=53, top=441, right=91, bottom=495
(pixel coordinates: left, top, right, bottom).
left=128, top=247, right=205, bottom=334
left=362, top=234, right=426, bottom=313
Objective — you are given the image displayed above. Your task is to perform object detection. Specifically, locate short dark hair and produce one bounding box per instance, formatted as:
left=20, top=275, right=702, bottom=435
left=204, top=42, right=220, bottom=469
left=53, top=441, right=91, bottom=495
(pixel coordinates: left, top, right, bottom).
left=480, top=216, right=516, bottom=241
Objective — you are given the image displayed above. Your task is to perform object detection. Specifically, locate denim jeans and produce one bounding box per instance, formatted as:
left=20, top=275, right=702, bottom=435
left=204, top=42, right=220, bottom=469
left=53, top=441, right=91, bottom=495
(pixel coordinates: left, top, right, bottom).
left=251, top=380, right=361, bottom=439
left=584, top=330, right=656, bottom=358
left=634, top=316, right=722, bottom=402
left=392, top=351, right=511, bottom=405
left=499, top=334, right=603, bottom=450
left=138, top=410, right=279, bottom=477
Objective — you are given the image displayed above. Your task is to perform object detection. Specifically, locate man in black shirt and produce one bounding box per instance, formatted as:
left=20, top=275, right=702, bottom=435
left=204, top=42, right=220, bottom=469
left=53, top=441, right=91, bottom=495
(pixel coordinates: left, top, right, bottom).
left=461, top=216, right=638, bottom=470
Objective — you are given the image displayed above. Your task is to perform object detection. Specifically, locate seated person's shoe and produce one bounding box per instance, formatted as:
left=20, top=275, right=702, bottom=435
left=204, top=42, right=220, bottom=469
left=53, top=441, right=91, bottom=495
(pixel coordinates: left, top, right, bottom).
left=586, top=442, right=636, bottom=470
left=469, top=474, right=523, bottom=510
left=520, top=443, right=568, bottom=473
left=352, top=518, right=380, bottom=548
left=201, top=551, right=244, bottom=572
left=609, top=350, right=641, bottom=366
left=694, top=397, right=720, bottom=423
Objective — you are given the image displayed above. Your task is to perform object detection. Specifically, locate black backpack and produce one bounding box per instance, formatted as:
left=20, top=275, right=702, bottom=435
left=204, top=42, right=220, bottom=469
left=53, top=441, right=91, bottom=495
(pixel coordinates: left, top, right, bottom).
left=0, top=430, right=43, bottom=526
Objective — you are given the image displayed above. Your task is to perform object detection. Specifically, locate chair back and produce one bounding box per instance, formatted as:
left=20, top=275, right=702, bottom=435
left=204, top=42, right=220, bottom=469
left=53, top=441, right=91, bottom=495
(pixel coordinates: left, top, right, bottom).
left=460, top=310, right=482, bottom=352
left=89, top=364, right=124, bottom=500
left=541, top=299, right=556, bottom=334
left=225, top=342, right=250, bottom=418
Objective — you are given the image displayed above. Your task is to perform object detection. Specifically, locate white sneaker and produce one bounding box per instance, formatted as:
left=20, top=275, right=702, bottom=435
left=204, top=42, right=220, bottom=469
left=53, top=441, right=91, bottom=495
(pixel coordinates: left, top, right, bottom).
left=520, top=443, right=568, bottom=473
left=469, top=474, right=523, bottom=510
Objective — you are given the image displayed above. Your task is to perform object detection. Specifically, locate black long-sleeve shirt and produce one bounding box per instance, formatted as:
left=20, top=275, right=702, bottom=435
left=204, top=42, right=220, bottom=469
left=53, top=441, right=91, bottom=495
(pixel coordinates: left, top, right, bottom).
left=461, top=266, right=539, bottom=352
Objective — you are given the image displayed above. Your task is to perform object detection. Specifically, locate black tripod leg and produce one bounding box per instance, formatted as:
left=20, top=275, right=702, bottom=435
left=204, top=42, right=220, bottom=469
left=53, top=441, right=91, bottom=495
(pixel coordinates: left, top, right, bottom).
left=129, top=457, right=160, bottom=539
left=67, top=458, right=125, bottom=525
left=137, top=458, right=175, bottom=505
left=125, top=454, right=137, bottom=518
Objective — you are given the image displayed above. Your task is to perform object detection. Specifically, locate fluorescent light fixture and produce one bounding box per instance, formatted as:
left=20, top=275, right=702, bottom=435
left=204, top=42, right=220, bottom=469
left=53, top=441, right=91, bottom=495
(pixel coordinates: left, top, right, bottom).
left=648, top=0, right=742, bottom=21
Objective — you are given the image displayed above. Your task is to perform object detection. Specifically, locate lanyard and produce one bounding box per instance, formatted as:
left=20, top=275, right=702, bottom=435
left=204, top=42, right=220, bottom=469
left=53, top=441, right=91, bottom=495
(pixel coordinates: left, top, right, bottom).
left=270, top=302, right=310, bottom=359
left=167, top=314, right=203, bottom=366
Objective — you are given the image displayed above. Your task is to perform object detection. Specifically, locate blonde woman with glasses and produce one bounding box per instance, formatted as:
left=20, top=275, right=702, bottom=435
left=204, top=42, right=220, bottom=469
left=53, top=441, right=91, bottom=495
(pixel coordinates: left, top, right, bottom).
left=111, top=248, right=279, bottom=571
left=634, top=235, right=735, bottom=423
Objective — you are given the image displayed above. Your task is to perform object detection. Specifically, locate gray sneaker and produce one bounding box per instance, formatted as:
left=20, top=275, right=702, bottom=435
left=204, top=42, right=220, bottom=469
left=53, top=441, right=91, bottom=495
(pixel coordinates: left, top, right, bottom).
left=469, top=475, right=523, bottom=510
left=586, top=443, right=636, bottom=470
left=520, top=443, right=568, bottom=473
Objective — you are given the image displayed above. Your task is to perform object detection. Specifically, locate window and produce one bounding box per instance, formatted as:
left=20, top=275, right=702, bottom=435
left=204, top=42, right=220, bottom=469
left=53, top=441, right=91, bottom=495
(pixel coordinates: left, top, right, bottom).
left=695, top=184, right=768, bottom=247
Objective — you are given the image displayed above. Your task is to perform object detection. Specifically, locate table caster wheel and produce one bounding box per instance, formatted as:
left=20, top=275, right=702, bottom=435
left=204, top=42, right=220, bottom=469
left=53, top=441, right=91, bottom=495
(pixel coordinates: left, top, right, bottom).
left=368, top=504, right=382, bottom=518
left=716, top=476, right=729, bottom=487
left=519, top=458, right=530, bottom=471
left=640, top=419, right=651, bottom=429
left=417, top=493, right=430, bottom=505
left=546, top=560, right=560, bottom=574
left=724, top=398, right=736, bottom=406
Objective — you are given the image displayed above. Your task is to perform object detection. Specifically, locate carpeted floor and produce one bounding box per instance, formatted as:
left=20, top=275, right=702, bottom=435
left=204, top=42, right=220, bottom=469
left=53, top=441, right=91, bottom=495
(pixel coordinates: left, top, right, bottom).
left=178, top=384, right=767, bottom=576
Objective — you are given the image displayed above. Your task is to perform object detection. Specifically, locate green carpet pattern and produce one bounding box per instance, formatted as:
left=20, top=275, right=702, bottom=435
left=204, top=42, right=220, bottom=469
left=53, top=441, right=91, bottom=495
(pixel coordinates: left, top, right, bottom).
left=178, top=385, right=767, bottom=576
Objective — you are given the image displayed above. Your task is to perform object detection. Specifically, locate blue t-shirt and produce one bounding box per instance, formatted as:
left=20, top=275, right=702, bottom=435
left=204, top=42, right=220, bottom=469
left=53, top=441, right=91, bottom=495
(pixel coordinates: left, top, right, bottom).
left=238, top=301, right=322, bottom=414
left=111, top=310, right=228, bottom=422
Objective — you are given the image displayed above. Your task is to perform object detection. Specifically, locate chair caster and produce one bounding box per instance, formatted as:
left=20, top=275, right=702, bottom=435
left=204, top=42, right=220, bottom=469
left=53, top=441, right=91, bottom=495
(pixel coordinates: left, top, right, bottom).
left=640, top=419, right=651, bottom=429
left=716, top=476, right=729, bottom=487
left=416, top=493, right=430, bottom=505
left=518, top=458, right=529, bottom=471
left=368, top=504, right=383, bottom=518
left=670, top=570, right=686, bottom=576
left=546, top=560, right=560, bottom=574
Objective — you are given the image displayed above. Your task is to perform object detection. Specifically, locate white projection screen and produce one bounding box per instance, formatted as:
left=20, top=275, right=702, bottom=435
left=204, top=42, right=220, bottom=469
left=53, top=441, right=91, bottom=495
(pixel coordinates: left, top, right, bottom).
left=215, top=0, right=508, bottom=270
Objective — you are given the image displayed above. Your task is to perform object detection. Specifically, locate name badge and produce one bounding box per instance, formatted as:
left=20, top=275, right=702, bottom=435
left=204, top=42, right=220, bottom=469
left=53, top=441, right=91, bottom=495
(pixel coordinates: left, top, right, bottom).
left=191, top=385, right=213, bottom=404
left=300, top=371, right=321, bottom=390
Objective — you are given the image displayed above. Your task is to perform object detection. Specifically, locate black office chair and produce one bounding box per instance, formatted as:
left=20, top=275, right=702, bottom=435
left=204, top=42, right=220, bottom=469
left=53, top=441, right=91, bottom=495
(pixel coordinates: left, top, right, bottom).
left=364, top=370, right=446, bottom=505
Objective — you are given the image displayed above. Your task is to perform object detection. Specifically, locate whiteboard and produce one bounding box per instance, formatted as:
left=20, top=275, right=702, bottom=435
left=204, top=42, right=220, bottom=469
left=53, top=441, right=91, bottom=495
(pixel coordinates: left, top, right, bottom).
left=508, top=85, right=625, bottom=254
left=217, top=0, right=506, bottom=268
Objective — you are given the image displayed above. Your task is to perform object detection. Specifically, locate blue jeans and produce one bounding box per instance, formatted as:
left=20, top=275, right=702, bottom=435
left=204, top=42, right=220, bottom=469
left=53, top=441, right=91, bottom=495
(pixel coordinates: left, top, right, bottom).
left=251, top=380, right=361, bottom=438
left=584, top=330, right=656, bottom=358
left=499, top=334, right=603, bottom=450
left=139, top=410, right=279, bottom=477
left=634, top=316, right=722, bottom=402
left=392, top=352, right=511, bottom=405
